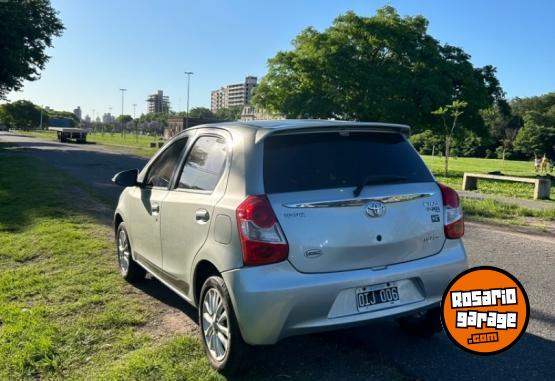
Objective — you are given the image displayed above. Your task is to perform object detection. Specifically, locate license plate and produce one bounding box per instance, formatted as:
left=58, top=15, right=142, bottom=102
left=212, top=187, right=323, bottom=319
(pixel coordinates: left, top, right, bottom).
left=356, top=283, right=399, bottom=310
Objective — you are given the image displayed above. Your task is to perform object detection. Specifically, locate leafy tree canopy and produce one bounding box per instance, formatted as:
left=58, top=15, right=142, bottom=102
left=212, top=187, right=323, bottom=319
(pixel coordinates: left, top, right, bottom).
left=213, top=106, right=242, bottom=121
left=137, top=112, right=170, bottom=125
left=0, top=100, right=79, bottom=129
left=0, top=100, right=43, bottom=130
left=513, top=112, right=555, bottom=157
left=188, top=107, right=214, bottom=118
left=48, top=110, right=78, bottom=124
left=252, top=6, right=504, bottom=135
left=116, top=115, right=133, bottom=124
left=0, top=0, right=64, bottom=98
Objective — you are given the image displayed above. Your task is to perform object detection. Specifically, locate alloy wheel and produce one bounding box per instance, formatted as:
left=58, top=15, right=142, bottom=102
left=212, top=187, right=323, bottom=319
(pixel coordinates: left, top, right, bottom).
left=117, top=229, right=130, bottom=273
left=201, top=287, right=230, bottom=361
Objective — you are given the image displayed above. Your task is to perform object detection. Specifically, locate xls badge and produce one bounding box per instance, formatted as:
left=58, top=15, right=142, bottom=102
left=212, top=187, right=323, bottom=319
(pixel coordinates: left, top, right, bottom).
left=441, top=266, right=529, bottom=355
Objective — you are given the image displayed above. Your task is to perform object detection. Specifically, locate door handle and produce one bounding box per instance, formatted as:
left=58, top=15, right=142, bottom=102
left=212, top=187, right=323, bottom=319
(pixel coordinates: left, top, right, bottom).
left=195, top=209, right=210, bottom=223
left=151, top=203, right=160, bottom=214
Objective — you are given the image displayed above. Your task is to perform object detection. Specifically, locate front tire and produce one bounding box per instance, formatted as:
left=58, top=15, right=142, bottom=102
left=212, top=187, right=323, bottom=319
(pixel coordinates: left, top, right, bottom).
left=116, top=222, right=146, bottom=283
left=397, top=306, right=442, bottom=336
left=199, top=276, right=248, bottom=375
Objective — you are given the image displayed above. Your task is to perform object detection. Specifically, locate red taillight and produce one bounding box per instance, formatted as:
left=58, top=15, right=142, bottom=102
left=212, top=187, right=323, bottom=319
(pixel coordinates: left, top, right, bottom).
left=438, top=183, right=464, bottom=239
left=236, top=195, right=288, bottom=266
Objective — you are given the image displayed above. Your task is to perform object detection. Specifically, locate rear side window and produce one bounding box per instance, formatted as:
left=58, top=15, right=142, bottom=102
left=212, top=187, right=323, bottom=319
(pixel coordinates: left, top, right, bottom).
left=177, top=135, right=227, bottom=191
left=145, top=138, right=187, bottom=188
left=263, top=131, right=433, bottom=194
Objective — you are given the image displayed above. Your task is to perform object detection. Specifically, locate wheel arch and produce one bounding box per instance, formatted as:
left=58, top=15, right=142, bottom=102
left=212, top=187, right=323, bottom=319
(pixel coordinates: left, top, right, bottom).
left=114, top=213, right=124, bottom=233
left=193, top=260, right=221, bottom=306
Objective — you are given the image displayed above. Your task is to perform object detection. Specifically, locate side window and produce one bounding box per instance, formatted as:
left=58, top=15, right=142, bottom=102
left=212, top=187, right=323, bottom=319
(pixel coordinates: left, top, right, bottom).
left=177, top=136, right=227, bottom=191
left=145, top=138, right=187, bottom=188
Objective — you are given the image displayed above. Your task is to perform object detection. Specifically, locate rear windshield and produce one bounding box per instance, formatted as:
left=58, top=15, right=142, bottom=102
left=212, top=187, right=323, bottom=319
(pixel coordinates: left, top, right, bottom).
left=263, top=131, right=433, bottom=194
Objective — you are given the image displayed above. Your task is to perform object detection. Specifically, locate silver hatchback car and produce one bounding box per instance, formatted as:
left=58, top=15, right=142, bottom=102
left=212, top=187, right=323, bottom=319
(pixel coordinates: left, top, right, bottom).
left=112, top=120, right=467, bottom=374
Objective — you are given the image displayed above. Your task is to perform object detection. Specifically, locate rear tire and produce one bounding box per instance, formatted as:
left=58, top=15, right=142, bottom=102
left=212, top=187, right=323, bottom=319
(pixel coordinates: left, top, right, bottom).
left=116, top=222, right=146, bottom=283
left=199, top=276, right=248, bottom=375
left=397, top=306, right=442, bottom=336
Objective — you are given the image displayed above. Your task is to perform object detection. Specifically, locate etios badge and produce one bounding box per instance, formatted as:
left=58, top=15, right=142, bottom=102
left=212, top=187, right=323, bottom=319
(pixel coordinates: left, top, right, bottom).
left=366, top=201, right=386, bottom=218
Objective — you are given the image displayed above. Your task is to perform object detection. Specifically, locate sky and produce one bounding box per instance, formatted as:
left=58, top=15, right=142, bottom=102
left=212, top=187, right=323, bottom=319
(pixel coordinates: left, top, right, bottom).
left=5, top=0, right=555, bottom=119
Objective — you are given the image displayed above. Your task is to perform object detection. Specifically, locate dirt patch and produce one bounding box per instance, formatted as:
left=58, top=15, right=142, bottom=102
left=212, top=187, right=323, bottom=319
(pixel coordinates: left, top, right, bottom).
left=144, top=309, right=199, bottom=340
left=125, top=274, right=200, bottom=342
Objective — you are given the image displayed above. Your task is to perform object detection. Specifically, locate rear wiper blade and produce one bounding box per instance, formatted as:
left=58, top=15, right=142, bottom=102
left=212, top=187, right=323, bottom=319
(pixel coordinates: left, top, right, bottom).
left=353, top=175, right=408, bottom=197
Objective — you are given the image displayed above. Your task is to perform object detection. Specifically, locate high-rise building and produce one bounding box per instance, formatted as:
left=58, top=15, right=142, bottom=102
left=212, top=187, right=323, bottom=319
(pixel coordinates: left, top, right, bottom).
left=211, top=76, right=257, bottom=112
left=73, top=106, right=82, bottom=120
left=102, top=113, right=115, bottom=124
left=147, top=90, right=170, bottom=113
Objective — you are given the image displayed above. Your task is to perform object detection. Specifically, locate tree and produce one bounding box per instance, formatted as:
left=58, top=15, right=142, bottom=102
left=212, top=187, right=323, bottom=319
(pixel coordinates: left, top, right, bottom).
left=0, top=100, right=43, bottom=130
left=431, top=100, right=467, bottom=176
left=410, top=130, right=444, bottom=155
left=213, top=106, right=242, bottom=121
left=116, top=115, right=133, bottom=124
left=137, top=112, right=170, bottom=126
left=252, top=6, right=503, bottom=135
left=188, top=107, right=214, bottom=118
left=481, top=102, right=520, bottom=161
left=0, top=0, right=64, bottom=98
left=509, top=92, right=555, bottom=160
left=48, top=110, right=78, bottom=125
left=511, top=92, right=555, bottom=127
left=513, top=112, right=555, bottom=158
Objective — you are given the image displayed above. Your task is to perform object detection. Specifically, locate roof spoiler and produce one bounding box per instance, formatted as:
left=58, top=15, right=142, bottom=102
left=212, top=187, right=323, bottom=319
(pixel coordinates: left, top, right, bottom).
left=255, top=123, right=411, bottom=143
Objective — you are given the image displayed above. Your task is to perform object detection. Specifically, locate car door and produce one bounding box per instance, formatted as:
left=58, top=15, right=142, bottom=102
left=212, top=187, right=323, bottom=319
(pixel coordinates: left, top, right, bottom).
left=160, top=132, right=230, bottom=293
left=126, top=137, right=188, bottom=269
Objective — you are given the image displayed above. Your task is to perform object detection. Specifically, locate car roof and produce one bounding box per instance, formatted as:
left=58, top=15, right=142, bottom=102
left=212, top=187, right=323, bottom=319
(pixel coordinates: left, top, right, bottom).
left=185, top=119, right=411, bottom=139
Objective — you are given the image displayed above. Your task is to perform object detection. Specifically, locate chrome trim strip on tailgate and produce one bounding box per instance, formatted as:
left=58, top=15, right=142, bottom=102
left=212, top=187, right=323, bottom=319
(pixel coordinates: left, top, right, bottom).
left=282, top=192, right=434, bottom=208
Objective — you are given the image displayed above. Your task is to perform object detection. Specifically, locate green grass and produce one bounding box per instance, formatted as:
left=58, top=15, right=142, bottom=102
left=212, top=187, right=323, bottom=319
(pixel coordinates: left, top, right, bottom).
left=0, top=144, right=222, bottom=380
left=462, top=198, right=555, bottom=222
left=19, top=130, right=554, bottom=199
left=99, top=337, right=221, bottom=381
left=18, top=130, right=160, bottom=158
left=422, top=155, right=554, bottom=200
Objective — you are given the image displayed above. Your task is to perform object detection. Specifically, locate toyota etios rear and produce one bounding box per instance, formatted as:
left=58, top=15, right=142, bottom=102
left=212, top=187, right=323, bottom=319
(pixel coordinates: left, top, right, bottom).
left=112, top=120, right=468, bottom=374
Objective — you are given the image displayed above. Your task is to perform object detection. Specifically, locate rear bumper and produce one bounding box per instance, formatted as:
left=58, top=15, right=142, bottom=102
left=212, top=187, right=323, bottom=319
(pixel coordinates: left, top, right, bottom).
left=222, top=239, right=467, bottom=345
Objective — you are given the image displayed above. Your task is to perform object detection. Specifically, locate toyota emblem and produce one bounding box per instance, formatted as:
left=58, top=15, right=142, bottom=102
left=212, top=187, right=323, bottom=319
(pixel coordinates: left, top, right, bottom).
left=366, top=201, right=386, bottom=218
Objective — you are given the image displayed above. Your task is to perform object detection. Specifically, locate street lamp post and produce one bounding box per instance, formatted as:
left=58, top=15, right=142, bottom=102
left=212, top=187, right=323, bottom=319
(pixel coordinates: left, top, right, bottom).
left=133, top=103, right=138, bottom=141
left=108, top=106, right=113, bottom=136
left=184, top=71, right=193, bottom=129
left=119, top=88, right=126, bottom=137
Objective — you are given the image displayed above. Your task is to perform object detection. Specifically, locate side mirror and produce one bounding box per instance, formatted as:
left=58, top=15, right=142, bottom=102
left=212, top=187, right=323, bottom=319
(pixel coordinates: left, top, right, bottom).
left=112, top=169, right=139, bottom=187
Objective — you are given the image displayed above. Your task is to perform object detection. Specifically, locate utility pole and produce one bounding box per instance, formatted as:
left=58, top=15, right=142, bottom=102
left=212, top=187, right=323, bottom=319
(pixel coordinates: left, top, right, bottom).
left=133, top=103, right=138, bottom=141
left=108, top=106, right=113, bottom=135
left=184, top=71, right=193, bottom=128
left=119, top=88, right=126, bottom=137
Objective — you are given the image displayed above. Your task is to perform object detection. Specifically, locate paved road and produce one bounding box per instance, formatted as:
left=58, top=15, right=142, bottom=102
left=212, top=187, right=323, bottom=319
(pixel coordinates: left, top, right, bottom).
left=1, top=132, right=553, bottom=380
left=0, top=132, right=148, bottom=205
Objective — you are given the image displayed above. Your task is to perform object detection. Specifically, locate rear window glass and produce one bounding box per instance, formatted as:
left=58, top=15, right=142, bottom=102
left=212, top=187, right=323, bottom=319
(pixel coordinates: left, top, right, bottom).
left=263, top=131, right=433, bottom=194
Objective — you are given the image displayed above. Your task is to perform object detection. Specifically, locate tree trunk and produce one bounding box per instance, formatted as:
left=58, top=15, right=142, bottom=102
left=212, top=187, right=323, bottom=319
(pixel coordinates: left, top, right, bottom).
left=444, top=135, right=450, bottom=177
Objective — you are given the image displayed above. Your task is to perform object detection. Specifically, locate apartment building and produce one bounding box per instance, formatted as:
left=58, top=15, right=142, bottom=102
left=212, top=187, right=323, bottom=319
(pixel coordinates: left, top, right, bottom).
left=210, top=76, right=257, bottom=112
left=147, top=90, right=170, bottom=113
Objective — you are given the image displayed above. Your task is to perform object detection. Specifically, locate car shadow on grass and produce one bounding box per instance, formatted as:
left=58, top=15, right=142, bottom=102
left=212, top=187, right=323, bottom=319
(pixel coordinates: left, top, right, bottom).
left=133, top=276, right=410, bottom=381
left=135, top=276, right=555, bottom=381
